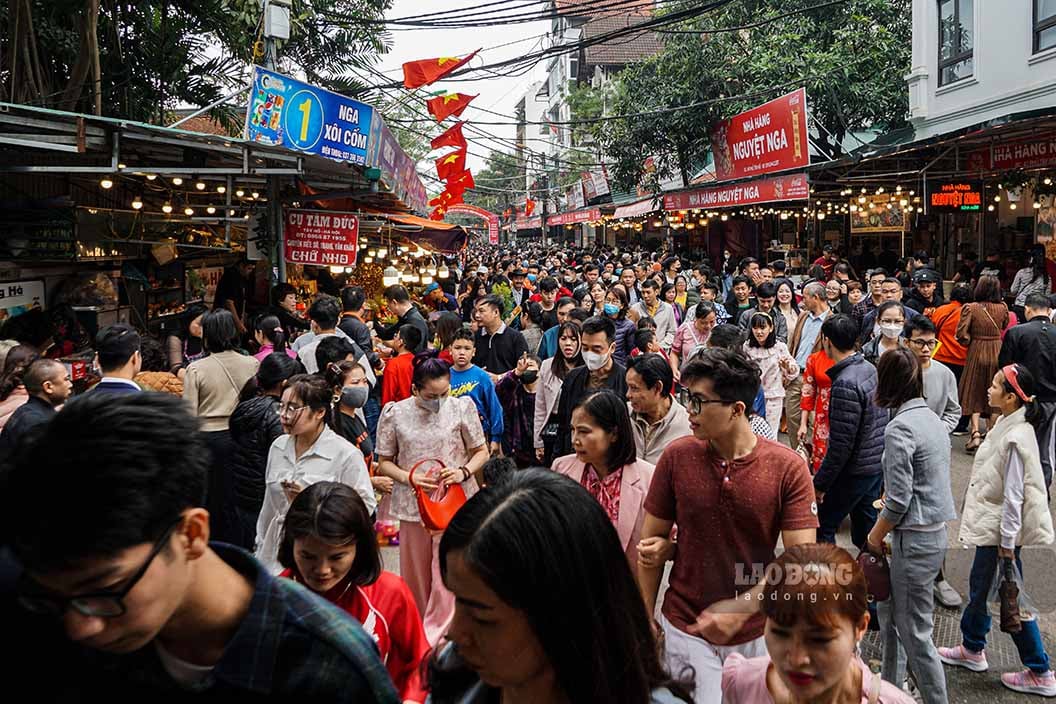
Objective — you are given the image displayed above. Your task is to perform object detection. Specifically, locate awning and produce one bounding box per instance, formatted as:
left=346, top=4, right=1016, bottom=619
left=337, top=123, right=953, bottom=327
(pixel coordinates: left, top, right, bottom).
left=663, top=172, right=809, bottom=211
left=510, top=215, right=542, bottom=231
left=612, top=197, right=660, bottom=219
left=546, top=207, right=602, bottom=227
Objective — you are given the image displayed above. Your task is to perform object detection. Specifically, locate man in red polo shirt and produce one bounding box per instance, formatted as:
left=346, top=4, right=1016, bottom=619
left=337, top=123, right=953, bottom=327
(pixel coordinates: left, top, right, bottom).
left=637, top=348, right=818, bottom=704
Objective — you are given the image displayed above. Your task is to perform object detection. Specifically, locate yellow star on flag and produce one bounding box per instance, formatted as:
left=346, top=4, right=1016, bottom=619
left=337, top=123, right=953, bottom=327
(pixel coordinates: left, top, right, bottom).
left=443, top=153, right=461, bottom=164
left=437, top=57, right=458, bottom=66
left=442, top=94, right=460, bottom=104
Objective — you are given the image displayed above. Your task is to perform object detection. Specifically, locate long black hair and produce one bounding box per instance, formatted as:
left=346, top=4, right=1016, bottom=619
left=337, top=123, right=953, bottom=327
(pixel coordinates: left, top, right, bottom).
left=254, top=314, right=288, bottom=355
left=432, top=469, right=693, bottom=703
left=550, top=321, right=583, bottom=381
left=1002, top=363, right=1043, bottom=428
left=239, top=352, right=303, bottom=401
left=573, top=390, right=637, bottom=471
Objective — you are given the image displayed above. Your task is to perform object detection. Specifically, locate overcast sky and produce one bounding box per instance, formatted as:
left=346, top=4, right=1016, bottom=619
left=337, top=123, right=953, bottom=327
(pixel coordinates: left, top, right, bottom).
left=374, top=0, right=550, bottom=174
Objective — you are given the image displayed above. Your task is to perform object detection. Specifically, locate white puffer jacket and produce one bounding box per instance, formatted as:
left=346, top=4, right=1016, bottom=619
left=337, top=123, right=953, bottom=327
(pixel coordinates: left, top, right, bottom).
left=958, top=407, right=1055, bottom=547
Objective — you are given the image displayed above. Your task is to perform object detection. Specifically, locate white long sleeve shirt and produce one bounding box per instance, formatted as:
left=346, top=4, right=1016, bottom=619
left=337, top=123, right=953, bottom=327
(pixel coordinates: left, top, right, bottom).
left=254, top=425, right=376, bottom=573
left=1000, top=448, right=1026, bottom=550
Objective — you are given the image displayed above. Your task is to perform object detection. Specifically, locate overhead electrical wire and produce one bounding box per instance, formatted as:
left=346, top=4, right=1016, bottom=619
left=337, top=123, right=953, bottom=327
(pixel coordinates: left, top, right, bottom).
left=334, top=0, right=664, bottom=28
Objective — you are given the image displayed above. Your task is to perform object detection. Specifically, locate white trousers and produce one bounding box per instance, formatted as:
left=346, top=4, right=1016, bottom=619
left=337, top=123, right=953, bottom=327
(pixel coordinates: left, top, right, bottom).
left=660, top=612, right=767, bottom=704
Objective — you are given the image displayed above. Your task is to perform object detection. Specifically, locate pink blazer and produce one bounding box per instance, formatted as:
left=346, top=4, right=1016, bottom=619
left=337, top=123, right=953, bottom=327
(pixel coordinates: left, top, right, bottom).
left=552, top=454, right=655, bottom=566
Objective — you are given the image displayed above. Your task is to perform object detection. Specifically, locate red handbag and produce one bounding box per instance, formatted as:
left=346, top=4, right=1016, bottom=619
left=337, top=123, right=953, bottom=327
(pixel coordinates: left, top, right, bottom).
left=408, top=458, right=467, bottom=531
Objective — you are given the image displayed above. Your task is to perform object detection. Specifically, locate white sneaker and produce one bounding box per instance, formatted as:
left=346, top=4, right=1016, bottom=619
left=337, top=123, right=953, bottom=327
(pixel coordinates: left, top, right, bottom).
left=934, top=578, right=963, bottom=608
left=938, top=644, right=989, bottom=672
left=1001, top=669, right=1056, bottom=697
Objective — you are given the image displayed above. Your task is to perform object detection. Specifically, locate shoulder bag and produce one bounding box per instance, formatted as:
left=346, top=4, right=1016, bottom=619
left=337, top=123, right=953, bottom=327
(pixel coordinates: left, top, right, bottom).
left=409, top=458, right=467, bottom=532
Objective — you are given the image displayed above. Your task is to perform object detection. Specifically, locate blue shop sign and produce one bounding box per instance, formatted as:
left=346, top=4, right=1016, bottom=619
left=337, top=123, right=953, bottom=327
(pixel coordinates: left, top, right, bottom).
left=245, top=67, right=373, bottom=165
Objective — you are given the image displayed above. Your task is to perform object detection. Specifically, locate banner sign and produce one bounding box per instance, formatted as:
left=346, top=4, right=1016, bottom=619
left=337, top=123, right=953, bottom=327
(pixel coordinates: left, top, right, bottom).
left=581, top=169, right=611, bottom=200
left=283, top=209, right=359, bottom=266
left=547, top=208, right=602, bottom=227
left=0, top=279, right=44, bottom=325
left=613, top=197, right=660, bottom=219
left=929, top=181, right=983, bottom=212
left=663, top=173, right=809, bottom=211
left=246, top=67, right=374, bottom=166
left=446, top=204, right=500, bottom=244
left=709, top=88, right=809, bottom=182
left=967, top=133, right=1056, bottom=172
left=365, top=115, right=429, bottom=213
left=511, top=216, right=542, bottom=231
left=566, top=182, right=585, bottom=211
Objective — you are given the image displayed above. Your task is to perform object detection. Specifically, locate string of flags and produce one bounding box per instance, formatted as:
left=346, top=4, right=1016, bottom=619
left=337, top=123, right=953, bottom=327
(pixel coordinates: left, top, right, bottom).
left=400, top=50, right=481, bottom=221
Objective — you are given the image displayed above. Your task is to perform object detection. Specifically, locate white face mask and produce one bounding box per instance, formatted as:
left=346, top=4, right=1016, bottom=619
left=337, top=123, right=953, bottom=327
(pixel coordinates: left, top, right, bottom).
left=582, top=350, right=609, bottom=371
left=416, top=395, right=446, bottom=413
left=879, top=323, right=902, bottom=339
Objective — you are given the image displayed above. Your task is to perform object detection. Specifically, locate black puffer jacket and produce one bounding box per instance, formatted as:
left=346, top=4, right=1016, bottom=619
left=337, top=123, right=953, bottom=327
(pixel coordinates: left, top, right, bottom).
left=229, top=394, right=283, bottom=513
left=813, top=354, right=889, bottom=492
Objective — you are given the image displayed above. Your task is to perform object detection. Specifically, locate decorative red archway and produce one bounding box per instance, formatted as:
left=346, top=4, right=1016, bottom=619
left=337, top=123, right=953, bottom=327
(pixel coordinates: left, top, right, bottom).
left=446, top=204, right=500, bottom=244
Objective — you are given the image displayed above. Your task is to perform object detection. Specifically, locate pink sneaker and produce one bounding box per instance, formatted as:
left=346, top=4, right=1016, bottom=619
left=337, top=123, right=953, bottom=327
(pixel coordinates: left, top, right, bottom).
left=938, top=644, right=988, bottom=672
left=1001, top=669, right=1056, bottom=697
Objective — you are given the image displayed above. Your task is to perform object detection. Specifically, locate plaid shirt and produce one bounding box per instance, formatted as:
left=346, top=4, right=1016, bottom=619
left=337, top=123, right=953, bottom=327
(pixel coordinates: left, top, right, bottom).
left=70, top=544, right=401, bottom=702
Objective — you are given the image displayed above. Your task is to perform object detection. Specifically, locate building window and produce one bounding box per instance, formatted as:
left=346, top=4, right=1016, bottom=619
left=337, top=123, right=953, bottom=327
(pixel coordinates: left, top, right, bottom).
left=1037, top=0, right=1056, bottom=53
left=938, top=0, right=973, bottom=85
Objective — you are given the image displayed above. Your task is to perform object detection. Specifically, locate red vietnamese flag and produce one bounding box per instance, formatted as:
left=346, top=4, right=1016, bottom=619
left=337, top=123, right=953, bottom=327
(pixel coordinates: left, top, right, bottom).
left=402, top=50, right=479, bottom=90
left=446, top=170, right=475, bottom=193
left=426, top=93, right=477, bottom=122
left=436, top=149, right=467, bottom=181
left=429, top=206, right=448, bottom=221
left=429, top=189, right=463, bottom=208
left=525, top=197, right=536, bottom=216
left=431, top=122, right=468, bottom=151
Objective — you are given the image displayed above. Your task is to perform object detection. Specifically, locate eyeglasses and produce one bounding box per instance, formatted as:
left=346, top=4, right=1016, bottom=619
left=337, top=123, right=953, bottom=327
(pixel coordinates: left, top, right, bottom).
left=686, top=393, right=733, bottom=415
left=18, top=518, right=182, bottom=618
left=906, top=338, right=939, bottom=350
left=277, top=403, right=307, bottom=417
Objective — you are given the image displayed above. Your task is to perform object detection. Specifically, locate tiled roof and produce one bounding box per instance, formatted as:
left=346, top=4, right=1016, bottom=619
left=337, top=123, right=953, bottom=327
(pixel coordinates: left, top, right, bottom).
left=555, top=0, right=655, bottom=18
left=582, top=13, right=663, bottom=64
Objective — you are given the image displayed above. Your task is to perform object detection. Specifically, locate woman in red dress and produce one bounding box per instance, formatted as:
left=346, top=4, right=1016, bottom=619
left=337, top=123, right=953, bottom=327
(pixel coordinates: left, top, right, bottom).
left=798, top=348, right=835, bottom=473
left=279, top=481, right=429, bottom=703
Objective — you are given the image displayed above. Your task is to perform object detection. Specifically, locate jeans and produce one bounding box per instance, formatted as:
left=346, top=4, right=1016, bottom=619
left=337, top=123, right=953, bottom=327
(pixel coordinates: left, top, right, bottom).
left=364, top=395, right=381, bottom=448
left=961, top=546, right=1051, bottom=674
left=817, top=472, right=883, bottom=547
left=877, top=528, right=949, bottom=704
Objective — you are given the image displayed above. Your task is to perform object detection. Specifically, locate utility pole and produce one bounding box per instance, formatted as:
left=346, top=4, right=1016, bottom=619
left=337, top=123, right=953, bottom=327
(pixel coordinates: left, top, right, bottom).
left=262, top=0, right=290, bottom=280
left=540, top=173, right=549, bottom=247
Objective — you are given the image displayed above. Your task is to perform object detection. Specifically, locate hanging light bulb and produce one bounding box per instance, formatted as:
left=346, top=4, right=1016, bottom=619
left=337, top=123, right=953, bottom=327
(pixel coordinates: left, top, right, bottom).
left=988, top=204, right=995, bottom=212
left=172, top=177, right=184, bottom=186
left=367, top=249, right=377, bottom=258
left=184, top=206, right=195, bottom=216
left=1010, top=203, right=1017, bottom=210
left=162, top=202, right=173, bottom=214
left=206, top=206, right=216, bottom=215
left=720, top=214, right=728, bottom=221
left=363, top=256, right=373, bottom=263
left=100, top=177, right=114, bottom=189
left=131, top=196, right=143, bottom=210
left=235, top=188, right=245, bottom=197
left=1035, top=201, right=1042, bottom=209
left=858, top=195, right=867, bottom=203
left=251, top=192, right=260, bottom=199
left=377, top=247, right=388, bottom=258
left=228, top=209, right=236, bottom=216
left=438, top=264, right=450, bottom=279
left=329, top=265, right=344, bottom=274
left=817, top=212, right=826, bottom=220
left=1046, top=178, right=1053, bottom=186
left=195, top=180, right=206, bottom=191
left=145, top=174, right=157, bottom=181
left=217, top=185, right=226, bottom=194
left=382, top=265, right=400, bottom=287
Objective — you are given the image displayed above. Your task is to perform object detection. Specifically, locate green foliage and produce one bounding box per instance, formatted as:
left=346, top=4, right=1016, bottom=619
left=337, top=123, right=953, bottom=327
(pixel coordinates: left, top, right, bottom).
left=0, top=0, right=393, bottom=127
left=594, top=0, right=912, bottom=192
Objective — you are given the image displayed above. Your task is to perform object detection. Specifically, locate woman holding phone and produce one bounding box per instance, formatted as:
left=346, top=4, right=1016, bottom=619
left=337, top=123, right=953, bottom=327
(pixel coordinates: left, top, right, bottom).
left=254, top=374, right=376, bottom=574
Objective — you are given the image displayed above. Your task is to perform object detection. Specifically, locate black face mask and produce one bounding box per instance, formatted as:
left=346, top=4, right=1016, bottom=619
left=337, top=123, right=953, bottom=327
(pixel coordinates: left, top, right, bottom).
left=520, top=370, right=539, bottom=384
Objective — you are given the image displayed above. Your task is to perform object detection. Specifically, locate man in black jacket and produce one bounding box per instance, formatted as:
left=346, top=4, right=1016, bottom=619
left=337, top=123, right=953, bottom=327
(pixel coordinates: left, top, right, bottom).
left=553, top=316, right=628, bottom=457
left=338, top=286, right=379, bottom=368
left=0, top=358, right=71, bottom=457
left=472, top=294, right=528, bottom=377
left=376, top=284, right=429, bottom=353
left=903, top=267, right=945, bottom=318
left=999, top=292, right=1056, bottom=488
left=814, top=314, right=889, bottom=546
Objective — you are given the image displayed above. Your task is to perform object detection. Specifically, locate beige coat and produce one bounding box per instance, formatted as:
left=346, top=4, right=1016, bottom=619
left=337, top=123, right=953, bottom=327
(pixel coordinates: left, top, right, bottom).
left=958, top=407, right=1055, bottom=547
left=629, top=399, right=693, bottom=465
left=183, top=351, right=260, bottom=432
left=532, top=356, right=566, bottom=449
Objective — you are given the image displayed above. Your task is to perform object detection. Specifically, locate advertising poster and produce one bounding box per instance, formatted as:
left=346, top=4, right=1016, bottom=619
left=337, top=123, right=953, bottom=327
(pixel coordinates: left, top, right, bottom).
left=0, top=279, right=45, bottom=325
left=709, top=89, right=810, bottom=182
left=663, top=172, right=809, bottom=211
left=284, top=209, right=359, bottom=266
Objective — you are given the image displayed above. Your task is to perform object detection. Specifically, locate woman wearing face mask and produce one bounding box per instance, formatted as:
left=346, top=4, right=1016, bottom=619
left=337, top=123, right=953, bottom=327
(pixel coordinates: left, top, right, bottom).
left=324, top=360, right=385, bottom=489
left=604, top=286, right=637, bottom=366
left=228, top=352, right=305, bottom=550
left=863, top=301, right=906, bottom=365
left=279, top=482, right=429, bottom=704
left=721, top=543, right=915, bottom=703
left=669, top=302, right=717, bottom=384
left=375, top=350, right=490, bottom=645
left=254, top=374, right=376, bottom=574
left=428, top=469, right=694, bottom=703
left=534, top=321, right=584, bottom=465
left=496, top=353, right=541, bottom=468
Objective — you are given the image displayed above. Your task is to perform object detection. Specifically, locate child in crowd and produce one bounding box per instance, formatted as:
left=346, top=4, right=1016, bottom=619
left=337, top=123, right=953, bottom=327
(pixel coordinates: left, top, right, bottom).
left=448, top=329, right=504, bottom=454
left=743, top=312, right=799, bottom=428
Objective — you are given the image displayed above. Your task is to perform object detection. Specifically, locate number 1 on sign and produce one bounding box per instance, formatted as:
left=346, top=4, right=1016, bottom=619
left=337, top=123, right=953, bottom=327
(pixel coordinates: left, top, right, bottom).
left=298, top=99, right=311, bottom=142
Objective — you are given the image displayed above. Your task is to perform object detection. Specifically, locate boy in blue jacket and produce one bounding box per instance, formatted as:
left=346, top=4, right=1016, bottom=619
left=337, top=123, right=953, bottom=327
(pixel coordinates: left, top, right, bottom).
left=448, top=329, right=504, bottom=454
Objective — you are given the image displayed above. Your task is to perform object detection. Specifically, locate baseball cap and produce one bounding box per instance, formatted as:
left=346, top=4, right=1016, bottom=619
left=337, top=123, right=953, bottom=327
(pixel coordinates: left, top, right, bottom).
left=423, top=282, right=440, bottom=294
left=476, top=265, right=488, bottom=275
left=912, top=268, right=941, bottom=285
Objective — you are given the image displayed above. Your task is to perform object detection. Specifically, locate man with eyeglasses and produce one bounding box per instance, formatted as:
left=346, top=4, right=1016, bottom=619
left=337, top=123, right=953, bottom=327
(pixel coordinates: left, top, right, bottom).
left=1, top=393, right=400, bottom=702
left=636, top=348, right=817, bottom=704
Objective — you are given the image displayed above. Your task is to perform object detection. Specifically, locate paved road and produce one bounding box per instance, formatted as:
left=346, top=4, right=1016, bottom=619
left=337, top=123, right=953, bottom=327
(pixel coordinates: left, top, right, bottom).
left=380, top=434, right=1056, bottom=701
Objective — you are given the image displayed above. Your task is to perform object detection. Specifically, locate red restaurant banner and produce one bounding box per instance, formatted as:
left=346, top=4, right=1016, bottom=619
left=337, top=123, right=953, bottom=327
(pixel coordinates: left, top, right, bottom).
left=284, top=209, right=359, bottom=266
left=966, top=134, right=1056, bottom=171
left=710, top=88, right=809, bottom=182
left=547, top=208, right=603, bottom=227
left=663, top=173, right=809, bottom=211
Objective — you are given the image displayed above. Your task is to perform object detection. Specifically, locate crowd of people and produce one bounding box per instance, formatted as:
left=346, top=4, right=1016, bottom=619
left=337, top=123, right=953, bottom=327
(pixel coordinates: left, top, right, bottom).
left=1, top=239, right=1056, bottom=703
